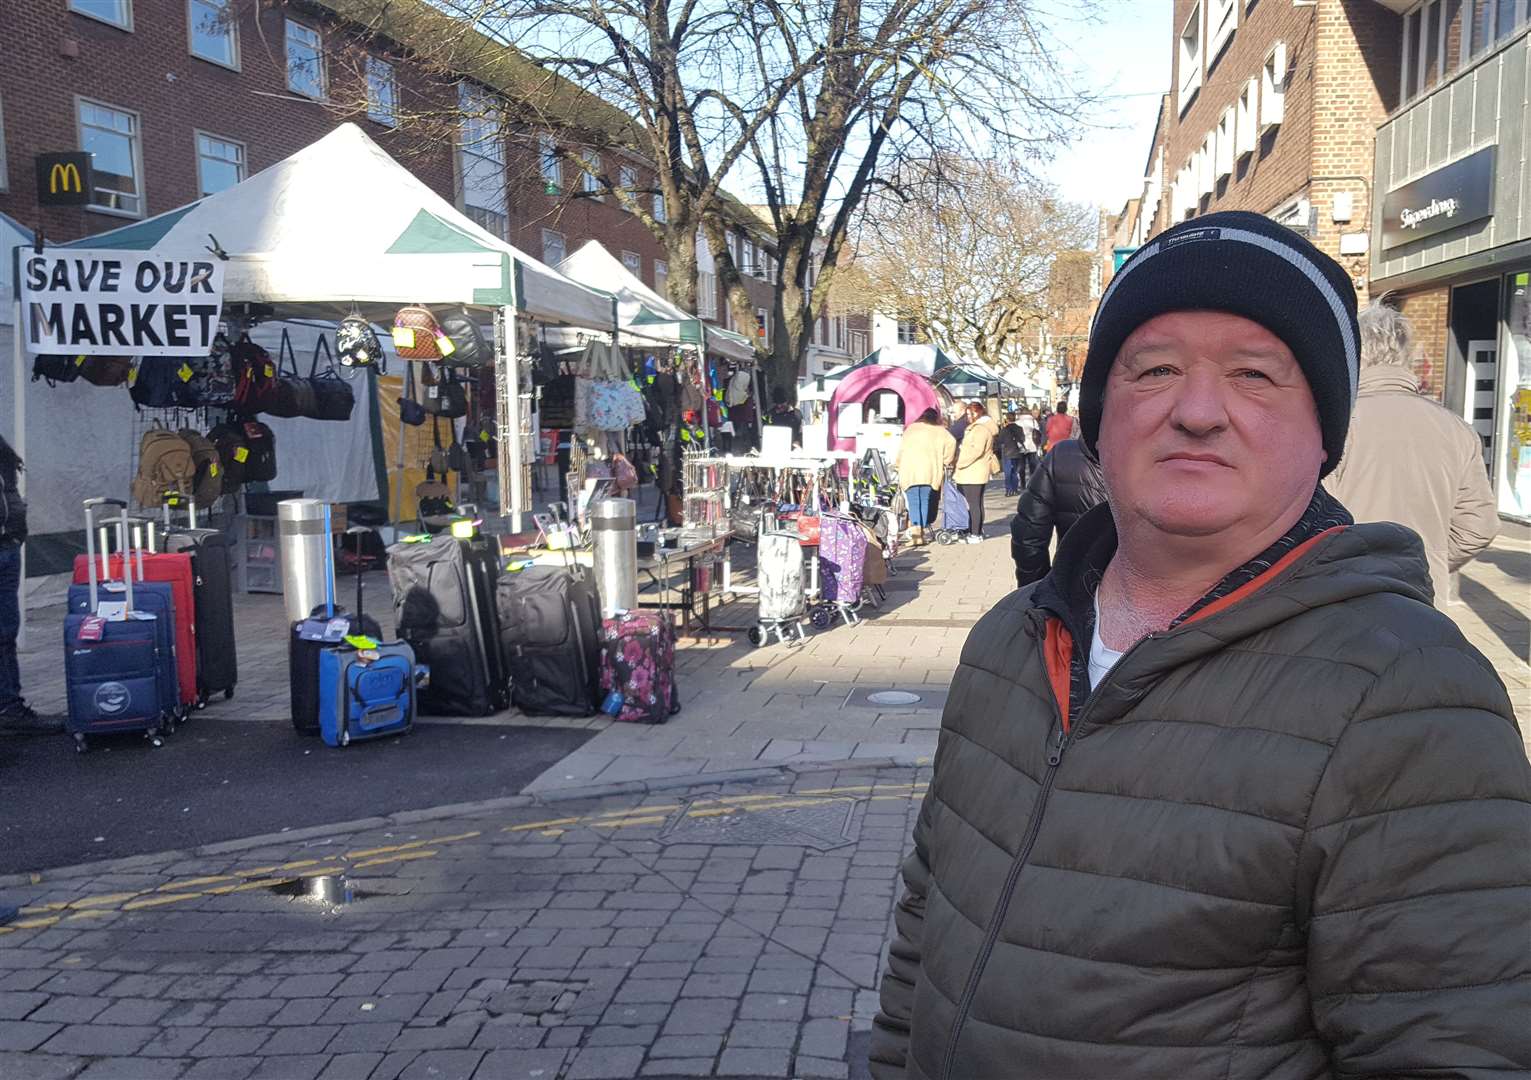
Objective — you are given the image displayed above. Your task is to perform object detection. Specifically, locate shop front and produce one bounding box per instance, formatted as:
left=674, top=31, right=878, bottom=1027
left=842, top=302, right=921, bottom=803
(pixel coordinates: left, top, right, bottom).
left=1373, top=29, right=1531, bottom=523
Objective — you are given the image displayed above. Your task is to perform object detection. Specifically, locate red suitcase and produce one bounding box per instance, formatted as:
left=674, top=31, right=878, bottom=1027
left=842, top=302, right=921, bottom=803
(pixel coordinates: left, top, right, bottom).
left=73, top=548, right=198, bottom=709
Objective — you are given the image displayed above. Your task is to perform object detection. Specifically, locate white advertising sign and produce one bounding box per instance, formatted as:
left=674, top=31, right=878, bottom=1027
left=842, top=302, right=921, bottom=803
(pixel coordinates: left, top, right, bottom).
left=19, top=248, right=225, bottom=356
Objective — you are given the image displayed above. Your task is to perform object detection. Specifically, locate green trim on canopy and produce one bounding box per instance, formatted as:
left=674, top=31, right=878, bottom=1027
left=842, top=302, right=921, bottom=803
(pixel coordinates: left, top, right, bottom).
left=61, top=204, right=202, bottom=250
left=678, top=321, right=703, bottom=345
left=631, top=304, right=678, bottom=326
left=470, top=253, right=515, bottom=306
left=387, top=209, right=498, bottom=255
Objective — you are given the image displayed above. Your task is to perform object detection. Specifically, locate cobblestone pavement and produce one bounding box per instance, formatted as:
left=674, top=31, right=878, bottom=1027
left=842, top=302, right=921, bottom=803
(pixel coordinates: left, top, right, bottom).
left=0, top=761, right=924, bottom=1080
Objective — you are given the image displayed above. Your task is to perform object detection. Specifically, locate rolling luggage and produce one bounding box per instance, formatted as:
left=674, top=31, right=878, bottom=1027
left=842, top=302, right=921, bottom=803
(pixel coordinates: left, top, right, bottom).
left=749, top=528, right=808, bottom=647
left=387, top=533, right=504, bottom=716
left=598, top=611, right=680, bottom=724
left=317, top=640, right=416, bottom=748
left=158, top=502, right=237, bottom=702
left=64, top=499, right=173, bottom=752
left=935, top=476, right=969, bottom=544
left=290, top=512, right=381, bottom=734
left=819, top=511, right=868, bottom=604
left=71, top=523, right=197, bottom=711
left=497, top=565, right=601, bottom=717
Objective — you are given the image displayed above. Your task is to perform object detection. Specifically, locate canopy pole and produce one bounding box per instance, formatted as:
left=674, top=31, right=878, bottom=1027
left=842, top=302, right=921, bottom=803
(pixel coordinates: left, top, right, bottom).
left=11, top=293, right=24, bottom=648
left=495, top=305, right=524, bottom=534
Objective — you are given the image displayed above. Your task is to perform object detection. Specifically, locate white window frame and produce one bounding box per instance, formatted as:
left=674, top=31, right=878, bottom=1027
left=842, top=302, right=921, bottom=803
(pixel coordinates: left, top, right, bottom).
left=194, top=130, right=245, bottom=197
left=538, top=135, right=560, bottom=195
left=1261, top=42, right=1287, bottom=130
left=1215, top=106, right=1235, bottom=180
left=69, top=0, right=132, bottom=31
left=1198, top=135, right=1214, bottom=197
left=187, top=0, right=238, bottom=70
left=458, top=83, right=506, bottom=240
left=366, top=56, right=397, bottom=127
left=620, top=250, right=642, bottom=277
left=0, top=94, right=8, bottom=194
left=1178, top=2, right=1204, bottom=115
left=581, top=149, right=601, bottom=198
left=542, top=228, right=567, bottom=266
left=653, top=190, right=667, bottom=223
left=76, top=96, right=144, bottom=219
left=897, top=318, right=919, bottom=345
left=654, top=259, right=668, bottom=295
left=1207, top=0, right=1237, bottom=67
left=285, top=19, right=326, bottom=101
left=697, top=270, right=717, bottom=319
left=618, top=164, right=637, bottom=197
left=1235, top=77, right=1257, bottom=158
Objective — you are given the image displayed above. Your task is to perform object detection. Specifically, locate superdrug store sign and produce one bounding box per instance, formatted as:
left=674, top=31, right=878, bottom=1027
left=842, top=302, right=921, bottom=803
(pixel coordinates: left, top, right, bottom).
left=1381, top=145, right=1496, bottom=251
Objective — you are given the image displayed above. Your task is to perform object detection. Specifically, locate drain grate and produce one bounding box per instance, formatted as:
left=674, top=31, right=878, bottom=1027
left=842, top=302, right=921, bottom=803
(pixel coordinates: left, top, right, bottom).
left=867, top=690, right=923, bottom=706
left=659, top=797, right=862, bottom=851
left=844, top=687, right=948, bottom=712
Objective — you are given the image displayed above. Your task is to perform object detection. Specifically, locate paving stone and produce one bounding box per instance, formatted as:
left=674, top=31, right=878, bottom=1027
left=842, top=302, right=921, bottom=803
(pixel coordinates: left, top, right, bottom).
left=601, top=1002, right=671, bottom=1026
left=28, top=996, right=111, bottom=1024
left=139, top=1027, right=211, bottom=1057
left=317, top=1053, right=385, bottom=1080
left=326, top=1021, right=405, bottom=1054
left=209, top=999, right=284, bottom=1027
left=612, top=978, right=683, bottom=1004
left=728, top=1019, right=799, bottom=1048
left=681, top=972, right=747, bottom=998
left=717, top=1047, right=792, bottom=1077
left=249, top=1054, right=328, bottom=1080
left=661, top=998, right=736, bottom=1036
left=800, top=1017, right=851, bottom=1060
left=0, top=1019, right=62, bottom=1051
left=794, top=1055, right=851, bottom=1078
left=0, top=1050, right=85, bottom=1080
left=380, top=970, right=451, bottom=995
left=566, top=1045, right=645, bottom=1079
left=93, top=997, right=175, bottom=1026
left=190, top=1027, right=273, bottom=1057
left=583, top=1023, right=658, bottom=1047
left=41, top=1024, right=157, bottom=1056
left=472, top=1048, right=568, bottom=1079
left=650, top=1033, right=724, bottom=1058
left=365, top=1050, right=420, bottom=1080
left=0, top=991, right=47, bottom=1019
left=260, top=1025, right=339, bottom=1055
left=75, top=1057, right=189, bottom=1080
left=181, top=1058, right=260, bottom=1080
left=320, top=994, right=429, bottom=1024
left=399, top=1049, right=486, bottom=1078
left=273, top=973, right=344, bottom=998
left=270, top=998, right=331, bottom=1026
left=750, top=969, right=813, bottom=994
left=469, top=1023, right=545, bottom=1050
left=390, top=1024, right=478, bottom=1051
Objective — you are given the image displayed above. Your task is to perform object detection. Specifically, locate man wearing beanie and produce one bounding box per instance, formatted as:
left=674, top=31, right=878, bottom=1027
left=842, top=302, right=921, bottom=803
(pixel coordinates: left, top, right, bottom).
left=871, top=211, right=1530, bottom=1079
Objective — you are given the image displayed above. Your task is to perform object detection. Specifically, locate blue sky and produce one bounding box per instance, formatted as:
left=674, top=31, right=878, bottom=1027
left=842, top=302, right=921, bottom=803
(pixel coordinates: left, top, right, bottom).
left=1042, top=2, right=1173, bottom=214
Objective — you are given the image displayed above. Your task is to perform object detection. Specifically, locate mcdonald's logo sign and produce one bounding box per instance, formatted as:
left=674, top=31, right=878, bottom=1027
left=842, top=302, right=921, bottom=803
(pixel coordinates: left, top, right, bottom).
left=35, top=153, right=93, bottom=207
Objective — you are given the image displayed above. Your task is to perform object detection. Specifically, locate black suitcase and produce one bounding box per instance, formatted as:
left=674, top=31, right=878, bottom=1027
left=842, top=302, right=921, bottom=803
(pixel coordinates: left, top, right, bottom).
left=290, top=517, right=380, bottom=734
left=387, top=534, right=504, bottom=716
left=159, top=525, right=238, bottom=704
left=497, top=565, right=601, bottom=717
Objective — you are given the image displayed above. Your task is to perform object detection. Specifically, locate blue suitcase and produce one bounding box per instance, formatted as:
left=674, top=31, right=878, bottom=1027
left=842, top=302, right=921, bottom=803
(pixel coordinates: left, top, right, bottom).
left=316, top=641, right=417, bottom=748
left=64, top=499, right=173, bottom=751
left=67, top=560, right=181, bottom=729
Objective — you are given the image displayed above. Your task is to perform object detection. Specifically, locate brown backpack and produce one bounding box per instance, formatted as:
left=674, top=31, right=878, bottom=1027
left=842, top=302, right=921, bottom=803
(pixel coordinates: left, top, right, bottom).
left=132, top=428, right=197, bottom=509
left=178, top=428, right=223, bottom=507
left=392, top=305, right=449, bottom=361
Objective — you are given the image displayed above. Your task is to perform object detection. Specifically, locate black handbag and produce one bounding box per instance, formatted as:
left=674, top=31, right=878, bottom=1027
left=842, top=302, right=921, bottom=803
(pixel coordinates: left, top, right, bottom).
left=423, top=366, right=468, bottom=419
left=32, top=354, right=81, bottom=386
left=304, top=337, right=356, bottom=422
left=399, top=363, right=426, bottom=427
left=264, top=330, right=315, bottom=419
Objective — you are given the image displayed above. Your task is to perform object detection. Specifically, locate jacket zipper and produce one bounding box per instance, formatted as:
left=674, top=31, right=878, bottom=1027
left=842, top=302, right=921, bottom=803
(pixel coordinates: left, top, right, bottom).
left=937, top=621, right=1153, bottom=1080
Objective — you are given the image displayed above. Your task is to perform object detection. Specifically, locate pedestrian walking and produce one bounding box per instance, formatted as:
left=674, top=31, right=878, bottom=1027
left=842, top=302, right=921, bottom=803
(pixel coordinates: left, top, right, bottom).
left=995, top=411, right=1027, bottom=496
left=871, top=211, right=1530, bottom=1080
left=1010, top=437, right=1107, bottom=588
left=947, top=403, right=969, bottom=448
left=951, top=401, right=998, bottom=544
left=894, top=408, right=957, bottom=546
left=1325, top=301, right=1499, bottom=607
left=1016, top=407, right=1040, bottom=486
left=1043, top=399, right=1077, bottom=450
left=0, top=435, right=55, bottom=736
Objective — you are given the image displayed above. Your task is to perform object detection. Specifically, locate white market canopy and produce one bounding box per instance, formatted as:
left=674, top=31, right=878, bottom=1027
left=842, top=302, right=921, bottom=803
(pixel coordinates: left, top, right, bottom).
left=550, top=240, right=756, bottom=363
left=62, top=123, right=616, bottom=330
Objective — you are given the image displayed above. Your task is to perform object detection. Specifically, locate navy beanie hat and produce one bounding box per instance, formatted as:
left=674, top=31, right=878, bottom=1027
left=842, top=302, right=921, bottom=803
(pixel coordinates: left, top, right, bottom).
left=1080, top=210, right=1360, bottom=477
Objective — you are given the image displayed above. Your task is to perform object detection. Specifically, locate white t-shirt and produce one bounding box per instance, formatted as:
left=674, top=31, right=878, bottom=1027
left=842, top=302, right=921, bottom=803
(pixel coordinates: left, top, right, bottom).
left=1018, top=413, right=1039, bottom=452
left=1089, top=594, right=1125, bottom=690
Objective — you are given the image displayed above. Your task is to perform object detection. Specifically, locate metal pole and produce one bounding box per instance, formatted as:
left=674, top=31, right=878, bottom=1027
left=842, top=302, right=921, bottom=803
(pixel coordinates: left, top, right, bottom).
left=495, top=305, right=524, bottom=534
left=11, top=293, right=25, bottom=648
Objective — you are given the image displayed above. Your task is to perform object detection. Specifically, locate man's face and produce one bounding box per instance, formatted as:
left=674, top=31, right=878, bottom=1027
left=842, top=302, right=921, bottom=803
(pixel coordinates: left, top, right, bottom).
left=1097, top=310, right=1325, bottom=540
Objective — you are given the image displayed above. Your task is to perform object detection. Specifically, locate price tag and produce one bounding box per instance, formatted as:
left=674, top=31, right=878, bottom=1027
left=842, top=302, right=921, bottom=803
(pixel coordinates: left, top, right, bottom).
left=478, top=430, right=489, bottom=443
left=233, top=446, right=249, bottom=463
left=96, top=600, right=128, bottom=621
left=127, top=366, right=138, bottom=387
left=177, top=363, right=194, bottom=382
left=391, top=327, right=416, bottom=349
left=74, top=355, right=87, bottom=367
left=208, top=462, right=219, bottom=477
left=263, top=363, right=274, bottom=378
left=77, top=615, right=106, bottom=642
left=436, top=333, right=456, bottom=357
left=427, top=384, right=439, bottom=399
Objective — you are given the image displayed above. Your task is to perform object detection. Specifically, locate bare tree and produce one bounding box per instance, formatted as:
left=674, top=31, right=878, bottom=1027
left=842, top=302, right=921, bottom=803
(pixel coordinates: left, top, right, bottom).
left=837, top=158, right=1095, bottom=379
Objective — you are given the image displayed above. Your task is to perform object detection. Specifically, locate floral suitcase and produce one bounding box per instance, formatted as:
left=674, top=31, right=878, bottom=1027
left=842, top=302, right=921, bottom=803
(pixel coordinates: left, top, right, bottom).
left=819, top=511, right=868, bottom=604
left=598, top=612, right=681, bottom=724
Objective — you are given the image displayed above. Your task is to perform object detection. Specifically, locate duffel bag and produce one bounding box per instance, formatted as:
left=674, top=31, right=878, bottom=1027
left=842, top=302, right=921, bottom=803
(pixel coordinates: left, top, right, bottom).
left=303, top=337, right=355, bottom=421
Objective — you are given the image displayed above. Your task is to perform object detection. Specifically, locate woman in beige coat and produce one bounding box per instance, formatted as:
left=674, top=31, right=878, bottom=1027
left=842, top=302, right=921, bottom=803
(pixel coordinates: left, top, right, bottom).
left=952, top=400, right=999, bottom=543
left=895, top=408, right=957, bottom=545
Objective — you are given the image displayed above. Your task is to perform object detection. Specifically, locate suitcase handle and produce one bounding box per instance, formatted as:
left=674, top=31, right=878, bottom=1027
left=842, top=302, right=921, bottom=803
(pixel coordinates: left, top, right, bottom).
left=83, top=499, right=134, bottom=617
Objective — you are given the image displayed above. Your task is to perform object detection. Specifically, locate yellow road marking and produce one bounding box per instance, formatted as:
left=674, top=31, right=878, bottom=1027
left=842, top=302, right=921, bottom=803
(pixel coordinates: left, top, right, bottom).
left=503, top=816, right=580, bottom=833
left=122, top=893, right=199, bottom=911
left=586, top=816, right=668, bottom=829
left=205, top=877, right=292, bottom=896
left=158, top=875, right=235, bottom=892
left=351, top=849, right=437, bottom=870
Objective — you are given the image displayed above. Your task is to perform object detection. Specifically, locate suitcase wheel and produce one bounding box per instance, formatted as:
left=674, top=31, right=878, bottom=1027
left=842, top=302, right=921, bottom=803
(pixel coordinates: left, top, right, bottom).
left=224, top=688, right=235, bottom=700
left=73, top=733, right=88, bottom=754
left=747, top=626, right=766, bottom=648
left=196, top=695, right=208, bottom=710
left=809, top=606, right=832, bottom=630
left=339, top=729, right=350, bottom=747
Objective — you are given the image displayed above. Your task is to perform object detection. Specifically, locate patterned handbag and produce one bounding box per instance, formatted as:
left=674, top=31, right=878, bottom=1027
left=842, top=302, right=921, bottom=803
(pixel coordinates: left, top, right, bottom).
left=392, top=305, right=450, bottom=362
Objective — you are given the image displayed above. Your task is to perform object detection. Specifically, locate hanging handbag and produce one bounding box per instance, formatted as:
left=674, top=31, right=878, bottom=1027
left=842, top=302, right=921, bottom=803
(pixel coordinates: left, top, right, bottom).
left=438, top=310, right=490, bottom=369
left=337, top=314, right=385, bottom=371
left=194, top=333, right=238, bottom=407
left=32, top=355, right=81, bottom=386
left=392, top=305, right=450, bottom=361
left=398, top=363, right=427, bottom=427
left=207, top=419, right=249, bottom=493
left=429, top=418, right=449, bottom=475
left=304, top=336, right=356, bottom=422
left=240, top=420, right=278, bottom=482
left=423, top=365, right=468, bottom=419
left=78, top=355, right=132, bottom=387
left=263, top=330, right=315, bottom=419
left=129, top=357, right=182, bottom=409
left=231, top=334, right=281, bottom=414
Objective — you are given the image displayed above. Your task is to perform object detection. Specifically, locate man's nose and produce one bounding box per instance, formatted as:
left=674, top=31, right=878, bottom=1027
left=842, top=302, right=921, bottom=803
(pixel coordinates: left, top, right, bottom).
left=1168, top=367, right=1230, bottom=436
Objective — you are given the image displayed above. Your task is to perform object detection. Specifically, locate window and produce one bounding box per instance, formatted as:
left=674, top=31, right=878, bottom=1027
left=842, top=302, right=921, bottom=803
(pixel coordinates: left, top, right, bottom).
left=77, top=99, right=142, bottom=216
left=1423, top=0, right=1444, bottom=91
left=542, top=229, right=566, bottom=266
left=1197, top=135, right=1214, bottom=197
left=285, top=20, right=325, bottom=100
left=459, top=84, right=506, bottom=239
left=1207, top=0, right=1237, bottom=67
left=697, top=272, right=717, bottom=318
left=1235, top=77, right=1257, bottom=158
left=538, top=135, right=560, bottom=195
left=618, top=164, right=636, bottom=197
left=897, top=318, right=919, bottom=345
left=653, top=190, right=667, bottom=223
left=654, top=260, right=668, bottom=296
left=1214, top=108, right=1234, bottom=181
left=1260, top=42, right=1287, bottom=130
left=195, top=132, right=244, bottom=196
left=1178, top=3, right=1203, bottom=115
left=366, top=57, right=397, bottom=126
left=188, top=0, right=236, bottom=68
left=581, top=149, right=601, bottom=198
left=69, top=0, right=131, bottom=31
left=1495, top=0, right=1520, bottom=42
left=0, top=95, right=8, bottom=193
left=621, top=250, right=642, bottom=277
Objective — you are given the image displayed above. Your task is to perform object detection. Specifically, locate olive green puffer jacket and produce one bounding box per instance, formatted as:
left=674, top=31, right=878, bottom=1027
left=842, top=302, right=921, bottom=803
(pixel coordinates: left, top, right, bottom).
left=872, top=510, right=1531, bottom=1079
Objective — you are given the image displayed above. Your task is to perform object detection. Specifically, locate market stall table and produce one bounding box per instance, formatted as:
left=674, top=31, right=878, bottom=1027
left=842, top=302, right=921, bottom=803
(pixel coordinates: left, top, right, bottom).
left=521, top=529, right=728, bottom=632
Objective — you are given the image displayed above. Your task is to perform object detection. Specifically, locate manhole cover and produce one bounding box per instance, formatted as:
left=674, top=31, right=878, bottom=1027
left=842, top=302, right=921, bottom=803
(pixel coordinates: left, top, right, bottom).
left=660, top=797, right=862, bottom=851
left=867, top=690, right=922, bottom=706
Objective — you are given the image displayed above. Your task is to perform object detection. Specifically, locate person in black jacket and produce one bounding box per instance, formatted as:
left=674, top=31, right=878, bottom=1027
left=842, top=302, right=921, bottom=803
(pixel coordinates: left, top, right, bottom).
left=1010, top=437, right=1108, bottom=588
left=0, top=436, right=56, bottom=735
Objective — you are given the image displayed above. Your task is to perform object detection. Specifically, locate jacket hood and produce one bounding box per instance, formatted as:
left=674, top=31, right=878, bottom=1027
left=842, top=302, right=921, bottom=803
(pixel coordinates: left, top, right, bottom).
left=1030, top=499, right=1434, bottom=721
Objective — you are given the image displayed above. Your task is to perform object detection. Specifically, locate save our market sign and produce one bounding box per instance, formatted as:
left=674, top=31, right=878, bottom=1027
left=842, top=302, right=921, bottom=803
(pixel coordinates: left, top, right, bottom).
left=19, top=248, right=225, bottom=357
